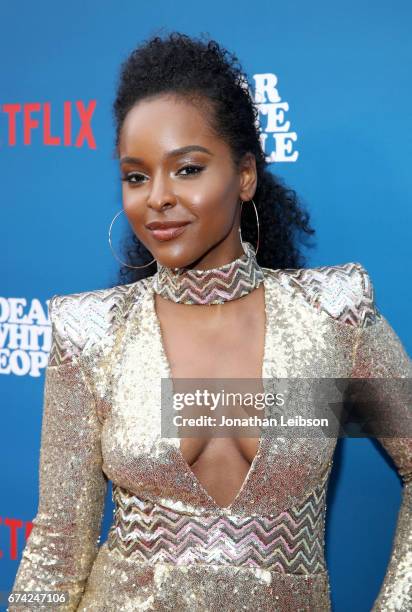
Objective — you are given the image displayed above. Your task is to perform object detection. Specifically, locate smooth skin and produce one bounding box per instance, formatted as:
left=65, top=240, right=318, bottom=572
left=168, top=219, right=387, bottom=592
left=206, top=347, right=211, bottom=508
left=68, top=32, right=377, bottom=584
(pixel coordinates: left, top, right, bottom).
left=119, top=94, right=267, bottom=507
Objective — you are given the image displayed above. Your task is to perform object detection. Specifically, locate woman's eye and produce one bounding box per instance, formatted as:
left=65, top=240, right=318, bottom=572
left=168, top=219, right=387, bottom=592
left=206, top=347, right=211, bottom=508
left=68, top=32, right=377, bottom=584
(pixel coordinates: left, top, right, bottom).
left=121, top=165, right=204, bottom=185
left=121, top=173, right=145, bottom=184
left=177, top=164, right=204, bottom=176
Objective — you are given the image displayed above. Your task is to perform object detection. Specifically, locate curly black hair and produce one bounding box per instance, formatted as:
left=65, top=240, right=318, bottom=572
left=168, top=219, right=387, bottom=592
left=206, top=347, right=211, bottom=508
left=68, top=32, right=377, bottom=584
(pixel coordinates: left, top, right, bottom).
left=111, top=31, right=316, bottom=284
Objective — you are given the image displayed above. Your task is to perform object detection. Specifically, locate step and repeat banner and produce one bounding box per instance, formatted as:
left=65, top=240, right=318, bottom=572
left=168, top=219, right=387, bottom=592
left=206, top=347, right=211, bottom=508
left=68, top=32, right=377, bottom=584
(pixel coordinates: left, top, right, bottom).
left=1, top=2, right=411, bottom=611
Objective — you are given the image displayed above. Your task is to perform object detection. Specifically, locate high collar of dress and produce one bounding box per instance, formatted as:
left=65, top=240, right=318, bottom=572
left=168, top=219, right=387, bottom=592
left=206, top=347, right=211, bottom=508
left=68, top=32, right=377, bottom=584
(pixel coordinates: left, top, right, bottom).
left=152, top=241, right=264, bottom=305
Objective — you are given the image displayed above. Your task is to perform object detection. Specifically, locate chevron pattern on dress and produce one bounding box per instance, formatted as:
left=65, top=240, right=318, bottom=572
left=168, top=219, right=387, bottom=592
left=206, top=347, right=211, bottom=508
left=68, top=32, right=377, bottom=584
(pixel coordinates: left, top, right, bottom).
left=107, top=479, right=328, bottom=574
left=152, top=241, right=264, bottom=305
left=48, top=278, right=151, bottom=367
left=268, top=261, right=378, bottom=328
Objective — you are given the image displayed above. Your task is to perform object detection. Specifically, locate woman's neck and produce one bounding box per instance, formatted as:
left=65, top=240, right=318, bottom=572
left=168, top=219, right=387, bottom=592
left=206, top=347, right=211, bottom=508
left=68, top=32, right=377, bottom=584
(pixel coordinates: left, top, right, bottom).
left=152, top=241, right=264, bottom=306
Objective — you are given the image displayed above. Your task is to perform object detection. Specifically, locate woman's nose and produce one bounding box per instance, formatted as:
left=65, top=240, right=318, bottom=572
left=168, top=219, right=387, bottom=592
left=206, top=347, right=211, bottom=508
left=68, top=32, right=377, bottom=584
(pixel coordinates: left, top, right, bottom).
left=147, top=174, right=177, bottom=210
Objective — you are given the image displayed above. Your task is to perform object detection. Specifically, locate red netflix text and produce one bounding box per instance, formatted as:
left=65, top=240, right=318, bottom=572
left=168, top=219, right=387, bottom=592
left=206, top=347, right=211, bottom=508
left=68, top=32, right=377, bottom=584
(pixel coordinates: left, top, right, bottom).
left=0, top=517, right=33, bottom=560
left=0, top=100, right=97, bottom=149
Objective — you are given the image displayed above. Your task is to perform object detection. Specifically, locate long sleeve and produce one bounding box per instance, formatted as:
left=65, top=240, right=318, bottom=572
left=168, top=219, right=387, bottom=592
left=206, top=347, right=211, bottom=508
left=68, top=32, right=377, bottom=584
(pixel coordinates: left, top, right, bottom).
left=350, top=266, right=412, bottom=611
left=9, top=294, right=107, bottom=611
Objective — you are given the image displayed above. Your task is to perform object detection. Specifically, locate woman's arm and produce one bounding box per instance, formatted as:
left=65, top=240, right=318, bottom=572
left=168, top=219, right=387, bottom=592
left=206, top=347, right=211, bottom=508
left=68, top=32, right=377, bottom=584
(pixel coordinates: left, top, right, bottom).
left=9, top=294, right=107, bottom=611
left=351, top=266, right=412, bottom=611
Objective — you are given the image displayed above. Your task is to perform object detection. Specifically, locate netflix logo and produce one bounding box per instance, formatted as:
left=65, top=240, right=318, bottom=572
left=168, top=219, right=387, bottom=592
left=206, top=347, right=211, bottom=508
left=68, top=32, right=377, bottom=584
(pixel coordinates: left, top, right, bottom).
left=0, top=100, right=97, bottom=149
left=0, top=517, right=33, bottom=561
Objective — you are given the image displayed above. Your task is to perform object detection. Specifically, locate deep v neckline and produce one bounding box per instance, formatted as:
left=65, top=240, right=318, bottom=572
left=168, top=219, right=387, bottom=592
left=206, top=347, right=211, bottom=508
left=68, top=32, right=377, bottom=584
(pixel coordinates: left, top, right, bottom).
left=147, top=273, right=272, bottom=512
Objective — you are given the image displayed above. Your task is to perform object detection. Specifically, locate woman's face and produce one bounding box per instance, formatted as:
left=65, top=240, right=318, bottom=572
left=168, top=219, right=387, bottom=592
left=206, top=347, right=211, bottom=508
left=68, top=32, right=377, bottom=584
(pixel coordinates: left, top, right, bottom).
left=118, top=94, right=257, bottom=269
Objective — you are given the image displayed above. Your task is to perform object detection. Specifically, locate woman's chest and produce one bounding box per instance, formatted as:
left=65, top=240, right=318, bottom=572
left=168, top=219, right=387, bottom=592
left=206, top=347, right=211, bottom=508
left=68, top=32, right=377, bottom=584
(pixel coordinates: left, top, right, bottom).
left=95, top=279, right=354, bottom=514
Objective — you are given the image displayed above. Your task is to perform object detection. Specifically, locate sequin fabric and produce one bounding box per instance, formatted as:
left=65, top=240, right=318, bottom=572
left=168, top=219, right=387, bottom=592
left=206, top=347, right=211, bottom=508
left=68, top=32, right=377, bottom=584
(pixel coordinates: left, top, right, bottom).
left=9, top=262, right=412, bottom=611
left=107, top=470, right=329, bottom=573
left=152, top=241, right=264, bottom=305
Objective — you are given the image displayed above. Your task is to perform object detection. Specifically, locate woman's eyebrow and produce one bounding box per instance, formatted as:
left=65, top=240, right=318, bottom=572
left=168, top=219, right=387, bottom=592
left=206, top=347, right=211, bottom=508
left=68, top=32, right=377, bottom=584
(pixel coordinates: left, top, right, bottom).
left=120, top=145, right=214, bottom=165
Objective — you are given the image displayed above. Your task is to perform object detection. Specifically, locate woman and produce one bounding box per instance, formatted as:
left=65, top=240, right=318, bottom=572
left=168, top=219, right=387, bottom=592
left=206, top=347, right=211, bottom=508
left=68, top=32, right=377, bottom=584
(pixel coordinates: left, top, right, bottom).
left=11, top=32, right=411, bottom=611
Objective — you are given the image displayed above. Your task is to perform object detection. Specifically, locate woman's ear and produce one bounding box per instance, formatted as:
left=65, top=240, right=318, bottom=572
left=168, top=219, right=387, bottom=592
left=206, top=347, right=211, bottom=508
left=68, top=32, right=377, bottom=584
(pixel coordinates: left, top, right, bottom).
left=239, top=152, right=257, bottom=201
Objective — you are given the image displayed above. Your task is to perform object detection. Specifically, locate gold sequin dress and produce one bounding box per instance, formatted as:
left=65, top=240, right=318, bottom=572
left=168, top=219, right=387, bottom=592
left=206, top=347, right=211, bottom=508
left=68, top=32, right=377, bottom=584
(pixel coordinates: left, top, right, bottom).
left=10, top=263, right=412, bottom=611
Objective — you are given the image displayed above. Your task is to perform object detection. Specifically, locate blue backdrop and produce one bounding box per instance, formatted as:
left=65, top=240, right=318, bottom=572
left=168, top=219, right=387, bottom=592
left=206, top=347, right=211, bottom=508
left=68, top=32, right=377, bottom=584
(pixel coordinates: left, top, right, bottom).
left=1, top=2, right=411, bottom=610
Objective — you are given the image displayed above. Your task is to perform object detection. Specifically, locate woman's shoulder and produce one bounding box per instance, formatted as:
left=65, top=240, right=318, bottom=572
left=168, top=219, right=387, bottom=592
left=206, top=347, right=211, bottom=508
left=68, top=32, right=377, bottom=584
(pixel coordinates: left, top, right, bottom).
left=47, top=276, right=152, bottom=365
left=262, top=261, right=378, bottom=327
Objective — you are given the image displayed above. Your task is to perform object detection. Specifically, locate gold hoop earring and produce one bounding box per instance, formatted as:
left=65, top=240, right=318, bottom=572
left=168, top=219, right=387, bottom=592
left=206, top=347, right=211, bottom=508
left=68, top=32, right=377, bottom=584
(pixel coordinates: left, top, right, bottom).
left=108, top=209, right=156, bottom=270
left=239, top=199, right=260, bottom=255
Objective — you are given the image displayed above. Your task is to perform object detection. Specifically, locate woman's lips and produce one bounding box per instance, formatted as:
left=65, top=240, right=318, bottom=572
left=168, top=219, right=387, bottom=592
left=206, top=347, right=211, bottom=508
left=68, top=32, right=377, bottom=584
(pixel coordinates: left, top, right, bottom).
left=149, top=224, right=189, bottom=241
